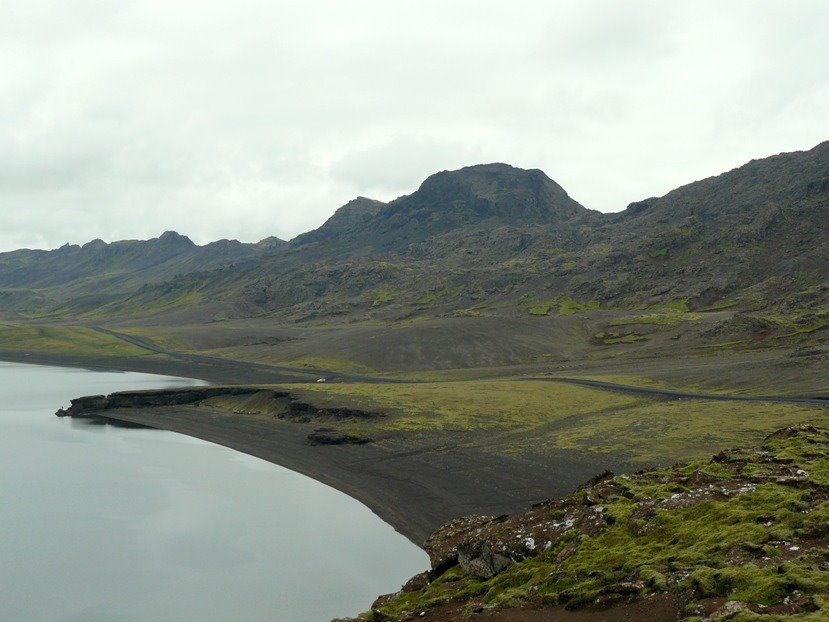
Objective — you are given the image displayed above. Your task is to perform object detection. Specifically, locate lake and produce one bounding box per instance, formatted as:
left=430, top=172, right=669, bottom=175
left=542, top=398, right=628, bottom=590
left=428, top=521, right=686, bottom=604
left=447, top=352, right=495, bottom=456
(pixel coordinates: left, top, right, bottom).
left=0, top=362, right=427, bottom=621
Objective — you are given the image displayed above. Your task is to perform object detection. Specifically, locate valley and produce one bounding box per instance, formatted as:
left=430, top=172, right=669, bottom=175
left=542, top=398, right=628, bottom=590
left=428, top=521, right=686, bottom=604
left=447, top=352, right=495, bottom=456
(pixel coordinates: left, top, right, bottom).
left=1, top=141, right=826, bottom=621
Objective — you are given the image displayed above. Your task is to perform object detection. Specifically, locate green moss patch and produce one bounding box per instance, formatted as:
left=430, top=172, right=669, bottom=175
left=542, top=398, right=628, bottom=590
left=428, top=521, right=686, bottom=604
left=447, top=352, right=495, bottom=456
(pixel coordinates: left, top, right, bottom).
left=559, top=298, right=601, bottom=315
left=359, top=426, right=829, bottom=622
left=369, top=289, right=402, bottom=307
left=0, top=323, right=151, bottom=357
left=594, top=330, right=648, bottom=345
left=609, top=312, right=702, bottom=327
left=525, top=296, right=600, bottom=316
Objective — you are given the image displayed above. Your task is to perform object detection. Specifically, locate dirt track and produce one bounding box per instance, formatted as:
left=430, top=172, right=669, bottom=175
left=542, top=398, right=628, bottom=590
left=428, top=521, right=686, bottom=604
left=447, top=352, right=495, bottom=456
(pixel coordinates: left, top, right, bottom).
left=526, top=377, right=829, bottom=406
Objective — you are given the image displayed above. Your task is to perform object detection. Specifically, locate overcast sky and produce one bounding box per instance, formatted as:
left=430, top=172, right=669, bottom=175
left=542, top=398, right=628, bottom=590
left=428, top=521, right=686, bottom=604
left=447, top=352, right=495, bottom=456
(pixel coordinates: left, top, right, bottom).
left=1, top=0, right=826, bottom=251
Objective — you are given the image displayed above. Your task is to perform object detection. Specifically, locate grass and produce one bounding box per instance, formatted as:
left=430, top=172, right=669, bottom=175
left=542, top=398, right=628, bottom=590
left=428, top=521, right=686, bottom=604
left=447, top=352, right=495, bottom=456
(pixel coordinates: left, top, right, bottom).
left=594, top=330, right=648, bottom=345
left=0, top=323, right=151, bottom=357
left=370, top=289, right=401, bottom=307
left=70, top=288, right=208, bottom=319
left=528, top=304, right=552, bottom=316
left=280, top=380, right=828, bottom=465
left=697, top=309, right=827, bottom=350
left=527, top=297, right=600, bottom=316
left=415, top=284, right=463, bottom=305
left=547, top=399, right=828, bottom=463
left=608, top=312, right=702, bottom=327
left=541, top=483, right=829, bottom=606
left=558, top=298, right=600, bottom=315
left=200, top=391, right=285, bottom=418
left=115, top=326, right=190, bottom=352
left=699, top=298, right=740, bottom=312
left=761, top=309, right=829, bottom=338
left=284, top=380, right=642, bottom=432
left=364, top=427, right=829, bottom=621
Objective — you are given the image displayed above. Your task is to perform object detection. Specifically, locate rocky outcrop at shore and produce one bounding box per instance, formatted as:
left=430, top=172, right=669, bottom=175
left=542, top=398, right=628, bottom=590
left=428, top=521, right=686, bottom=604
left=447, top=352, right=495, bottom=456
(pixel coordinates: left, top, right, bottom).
left=55, top=386, right=383, bottom=445
left=307, top=428, right=372, bottom=445
left=55, top=387, right=267, bottom=417
left=342, top=424, right=829, bottom=622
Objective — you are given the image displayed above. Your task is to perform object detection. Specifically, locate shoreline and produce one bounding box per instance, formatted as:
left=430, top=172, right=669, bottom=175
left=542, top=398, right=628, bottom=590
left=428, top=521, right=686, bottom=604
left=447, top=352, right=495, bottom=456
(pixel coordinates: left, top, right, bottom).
left=8, top=349, right=829, bottom=547
left=0, top=348, right=315, bottom=384
left=61, top=399, right=626, bottom=546
left=3, top=350, right=630, bottom=545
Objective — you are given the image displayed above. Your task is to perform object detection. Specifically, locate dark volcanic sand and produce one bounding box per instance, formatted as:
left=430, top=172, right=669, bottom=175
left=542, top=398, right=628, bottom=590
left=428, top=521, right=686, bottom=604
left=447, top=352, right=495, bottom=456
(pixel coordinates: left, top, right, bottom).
left=7, top=348, right=824, bottom=546
left=85, top=404, right=625, bottom=545
left=1, top=349, right=632, bottom=544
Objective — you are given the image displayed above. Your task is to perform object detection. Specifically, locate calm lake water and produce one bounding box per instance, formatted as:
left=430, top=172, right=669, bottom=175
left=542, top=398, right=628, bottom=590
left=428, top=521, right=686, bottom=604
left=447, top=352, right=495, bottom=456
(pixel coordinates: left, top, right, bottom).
left=0, top=362, right=427, bottom=622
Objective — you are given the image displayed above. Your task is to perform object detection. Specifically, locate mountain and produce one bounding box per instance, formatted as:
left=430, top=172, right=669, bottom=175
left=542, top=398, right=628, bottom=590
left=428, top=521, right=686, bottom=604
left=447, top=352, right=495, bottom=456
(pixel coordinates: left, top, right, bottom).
left=220, top=143, right=827, bottom=320
left=581, top=141, right=829, bottom=308
left=293, top=197, right=386, bottom=246
left=292, top=164, right=592, bottom=256
left=0, top=232, right=284, bottom=313
left=0, top=143, right=826, bottom=323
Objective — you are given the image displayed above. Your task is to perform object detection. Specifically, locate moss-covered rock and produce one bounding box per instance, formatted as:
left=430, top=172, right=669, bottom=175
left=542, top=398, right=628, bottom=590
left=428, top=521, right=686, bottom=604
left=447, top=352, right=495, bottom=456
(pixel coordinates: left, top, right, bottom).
left=339, top=424, right=829, bottom=621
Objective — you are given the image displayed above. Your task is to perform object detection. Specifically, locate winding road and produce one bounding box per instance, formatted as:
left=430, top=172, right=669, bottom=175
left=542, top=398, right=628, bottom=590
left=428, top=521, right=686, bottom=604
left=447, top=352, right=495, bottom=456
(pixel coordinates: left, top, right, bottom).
left=523, top=376, right=829, bottom=407
left=91, top=326, right=829, bottom=407
left=88, top=326, right=403, bottom=384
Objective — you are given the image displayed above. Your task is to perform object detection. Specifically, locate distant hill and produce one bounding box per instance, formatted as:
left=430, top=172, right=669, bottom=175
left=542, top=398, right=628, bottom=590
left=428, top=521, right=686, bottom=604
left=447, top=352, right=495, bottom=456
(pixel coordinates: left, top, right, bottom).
left=0, top=232, right=284, bottom=314
left=0, top=142, right=825, bottom=322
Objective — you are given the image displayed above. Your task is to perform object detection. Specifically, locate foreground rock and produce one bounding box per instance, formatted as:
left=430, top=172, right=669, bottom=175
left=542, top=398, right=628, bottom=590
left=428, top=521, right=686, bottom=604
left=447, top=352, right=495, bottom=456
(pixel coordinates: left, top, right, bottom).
left=338, top=425, right=829, bottom=621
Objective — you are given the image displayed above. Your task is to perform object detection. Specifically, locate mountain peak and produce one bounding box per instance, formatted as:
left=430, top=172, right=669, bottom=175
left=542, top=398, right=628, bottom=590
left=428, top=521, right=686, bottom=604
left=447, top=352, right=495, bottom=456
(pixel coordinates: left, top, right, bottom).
left=390, top=162, right=586, bottom=225
left=157, top=231, right=194, bottom=246
left=81, top=239, right=107, bottom=250
left=293, top=196, right=387, bottom=245
left=293, top=163, right=588, bottom=249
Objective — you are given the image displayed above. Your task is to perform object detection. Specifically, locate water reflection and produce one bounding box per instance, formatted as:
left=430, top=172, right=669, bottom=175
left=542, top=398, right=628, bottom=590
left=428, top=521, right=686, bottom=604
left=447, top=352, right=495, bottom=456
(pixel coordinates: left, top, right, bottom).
left=0, top=362, right=427, bottom=622
left=70, top=415, right=154, bottom=429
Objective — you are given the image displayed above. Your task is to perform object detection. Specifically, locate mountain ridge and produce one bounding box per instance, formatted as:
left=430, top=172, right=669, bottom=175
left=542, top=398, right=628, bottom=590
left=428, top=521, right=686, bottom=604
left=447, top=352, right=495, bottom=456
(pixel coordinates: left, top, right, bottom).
left=0, top=141, right=826, bottom=322
left=0, top=231, right=286, bottom=312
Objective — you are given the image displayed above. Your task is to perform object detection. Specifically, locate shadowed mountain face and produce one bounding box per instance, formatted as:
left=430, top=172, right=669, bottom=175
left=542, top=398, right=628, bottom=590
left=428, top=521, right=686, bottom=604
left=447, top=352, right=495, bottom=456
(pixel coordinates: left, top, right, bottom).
left=293, top=197, right=387, bottom=246
left=294, top=164, right=591, bottom=253
left=375, top=163, right=588, bottom=232
left=0, top=142, right=826, bottom=321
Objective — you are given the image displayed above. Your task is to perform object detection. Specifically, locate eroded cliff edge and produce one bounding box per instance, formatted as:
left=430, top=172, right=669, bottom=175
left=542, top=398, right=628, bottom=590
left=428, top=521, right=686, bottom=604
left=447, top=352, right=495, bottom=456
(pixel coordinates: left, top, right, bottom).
left=56, top=386, right=378, bottom=445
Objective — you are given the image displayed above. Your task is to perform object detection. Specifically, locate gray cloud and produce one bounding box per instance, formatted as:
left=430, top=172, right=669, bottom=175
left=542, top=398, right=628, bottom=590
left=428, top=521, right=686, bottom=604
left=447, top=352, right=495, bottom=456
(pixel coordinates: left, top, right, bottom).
left=0, top=0, right=826, bottom=250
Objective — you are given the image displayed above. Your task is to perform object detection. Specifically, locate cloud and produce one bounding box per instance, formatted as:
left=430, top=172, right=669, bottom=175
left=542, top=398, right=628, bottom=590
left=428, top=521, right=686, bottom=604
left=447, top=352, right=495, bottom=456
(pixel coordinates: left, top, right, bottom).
left=329, top=135, right=488, bottom=197
left=0, top=0, right=826, bottom=250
